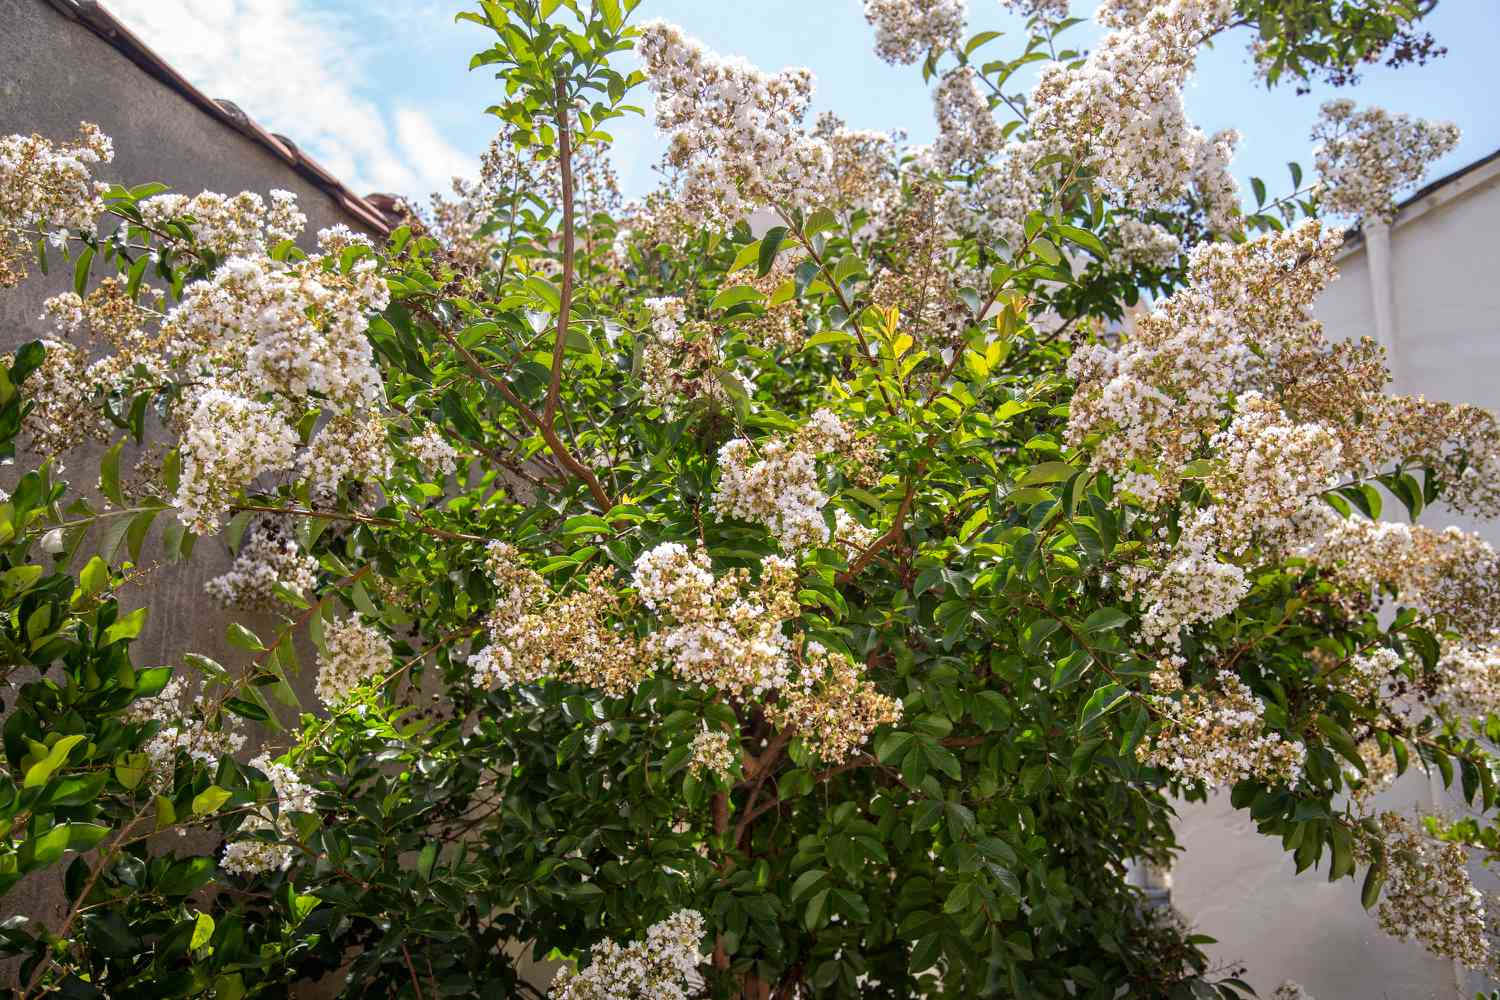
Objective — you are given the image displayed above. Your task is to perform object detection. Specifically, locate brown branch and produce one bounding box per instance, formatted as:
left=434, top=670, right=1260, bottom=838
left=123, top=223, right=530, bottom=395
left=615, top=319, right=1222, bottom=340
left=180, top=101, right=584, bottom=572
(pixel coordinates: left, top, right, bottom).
left=426, top=314, right=614, bottom=513
left=402, top=944, right=427, bottom=1000
left=228, top=504, right=485, bottom=544
left=22, top=807, right=152, bottom=998
left=732, top=728, right=792, bottom=848
left=838, top=477, right=918, bottom=586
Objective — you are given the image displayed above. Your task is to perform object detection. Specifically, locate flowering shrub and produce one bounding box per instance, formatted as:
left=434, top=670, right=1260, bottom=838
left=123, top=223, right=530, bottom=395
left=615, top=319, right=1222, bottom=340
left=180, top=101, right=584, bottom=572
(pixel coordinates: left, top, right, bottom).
left=0, top=0, right=1488, bottom=997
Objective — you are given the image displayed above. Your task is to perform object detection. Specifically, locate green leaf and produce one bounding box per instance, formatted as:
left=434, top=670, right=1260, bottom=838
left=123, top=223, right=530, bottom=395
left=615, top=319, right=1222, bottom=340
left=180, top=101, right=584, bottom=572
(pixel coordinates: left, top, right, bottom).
left=757, top=226, right=788, bottom=277
left=79, top=556, right=109, bottom=597
left=225, top=622, right=265, bottom=652
left=24, top=734, right=86, bottom=788
left=418, top=842, right=439, bottom=881
left=1053, top=224, right=1106, bottom=260
left=73, top=245, right=95, bottom=296
left=40, top=771, right=108, bottom=808
left=729, top=239, right=763, bottom=273
left=804, top=887, right=830, bottom=930
left=1078, top=683, right=1128, bottom=734
left=524, top=275, right=561, bottom=311
left=1361, top=860, right=1385, bottom=909
left=190, top=911, right=216, bottom=951
left=1082, top=607, right=1130, bottom=632
left=1018, top=461, right=1077, bottom=485
left=1030, top=237, right=1061, bottom=265
left=710, top=285, right=764, bottom=310
left=100, top=439, right=125, bottom=506
left=1316, top=715, right=1364, bottom=775
left=192, top=785, right=233, bottom=816
left=101, top=607, right=147, bottom=646
left=789, top=868, right=827, bottom=902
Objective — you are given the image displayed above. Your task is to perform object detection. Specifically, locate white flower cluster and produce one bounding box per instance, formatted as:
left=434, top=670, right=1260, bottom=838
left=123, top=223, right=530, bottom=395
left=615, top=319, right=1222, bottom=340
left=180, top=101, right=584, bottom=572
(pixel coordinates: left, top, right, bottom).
left=122, top=676, right=246, bottom=788
left=639, top=21, right=823, bottom=225
left=931, top=67, right=1009, bottom=172
left=1360, top=811, right=1488, bottom=968
left=19, top=338, right=114, bottom=455
left=1122, top=511, right=1250, bottom=647
left=639, top=23, right=901, bottom=229
left=863, top=0, right=966, bottom=65
left=221, top=752, right=318, bottom=877
left=834, top=509, right=879, bottom=561
left=1000, top=0, right=1069, bottom=18
left=1068, top=220, right=1345, bottom=508
left=470, top=543, right=647, bottom=696
left=1335, top=647, right=1400, bottom=706
left=633, top=544, right=899, bottom=760
left=205, top=514, right=319, bottom=611
left=1029, top=0, right=1235, bottom=211
left=1312, top=100, right=1460, bottom=221
left=167, top=252, right=388, bottom=406
left=160, top=245, right=392, bottom=529
left=1109, top=218, right=1182, bottom=270
left=713, top=409, right=849, bottom=553
left=1270, top=983, right=1315, bottom=1000
left=550, top=909, right=705, bottom=1000
left=176, top=390, right=299, bottom=534
left=767, top=641, right=903, bottom=762
left=1299, top=520, right=1500, bottom=645
left=633, top=543, right=799, bottom=698
left=0, top=123, right=112, bottom=285
left=314, top=616, right=392, bottom=707
left=939, top=139, right=1059, bottom=251
left=688, top=728, right=739, bottom=781
left=1345, top=737, right=1399, bottom=803
left=407, top=425, right=460, bottom=480
left=1140, top=669, right=1305, bottom=787
left=316, top=223, right=374, bottom=254
left=1436, top=638, right=1500, bottom=719
left=139, top=189, right=306, bottom=257
left=1203, top=394, right=1343, bottom=554
left=1191, top=128, right=1243, bottom=233
left=303, top=410, right=392, bottom=499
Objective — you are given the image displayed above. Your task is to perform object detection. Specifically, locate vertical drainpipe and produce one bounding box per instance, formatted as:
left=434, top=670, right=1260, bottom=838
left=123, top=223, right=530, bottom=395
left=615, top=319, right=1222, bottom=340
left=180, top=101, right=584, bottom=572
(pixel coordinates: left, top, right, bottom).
left=1370, top=216, right=1467, bottom=998
left=1364, top=220, right=1403, bottom=393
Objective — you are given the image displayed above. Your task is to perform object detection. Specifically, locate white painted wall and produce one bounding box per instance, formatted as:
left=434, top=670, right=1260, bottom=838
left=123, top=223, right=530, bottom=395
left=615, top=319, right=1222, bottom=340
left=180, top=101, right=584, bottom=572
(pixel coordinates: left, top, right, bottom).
left=1172, top=154, right=1500, bottom=999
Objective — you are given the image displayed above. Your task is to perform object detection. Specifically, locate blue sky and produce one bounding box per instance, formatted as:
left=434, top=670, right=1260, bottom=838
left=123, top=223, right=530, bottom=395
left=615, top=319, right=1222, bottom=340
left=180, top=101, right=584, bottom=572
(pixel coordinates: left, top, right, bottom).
left=106, top=1, right=1499, bottom=212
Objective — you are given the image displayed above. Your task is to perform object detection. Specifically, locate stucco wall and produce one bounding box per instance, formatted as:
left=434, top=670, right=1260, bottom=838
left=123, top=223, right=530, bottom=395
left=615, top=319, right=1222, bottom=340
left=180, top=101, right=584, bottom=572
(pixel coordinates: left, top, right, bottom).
left=0, top=0, right=383, bottom=670
left=1173, top=161, right=1500, bottom=999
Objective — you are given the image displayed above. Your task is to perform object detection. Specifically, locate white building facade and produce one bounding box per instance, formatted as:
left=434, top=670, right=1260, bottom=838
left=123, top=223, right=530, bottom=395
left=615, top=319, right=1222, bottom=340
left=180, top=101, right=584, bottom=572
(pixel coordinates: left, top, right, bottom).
left=1173, top=149, right=1500, bottom=999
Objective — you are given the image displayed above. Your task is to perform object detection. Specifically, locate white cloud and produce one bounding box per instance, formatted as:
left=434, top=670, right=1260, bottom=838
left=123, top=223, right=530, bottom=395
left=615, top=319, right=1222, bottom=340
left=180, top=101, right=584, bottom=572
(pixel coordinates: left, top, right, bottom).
left=105, top=0, right=477, bottom=198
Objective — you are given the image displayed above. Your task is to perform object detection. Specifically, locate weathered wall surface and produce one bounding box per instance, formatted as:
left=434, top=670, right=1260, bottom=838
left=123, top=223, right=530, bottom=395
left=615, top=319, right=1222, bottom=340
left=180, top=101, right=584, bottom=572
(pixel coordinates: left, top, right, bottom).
left=0, top=0, right=383, bottom=669
left=1174, top=157, right=1500, bottom=999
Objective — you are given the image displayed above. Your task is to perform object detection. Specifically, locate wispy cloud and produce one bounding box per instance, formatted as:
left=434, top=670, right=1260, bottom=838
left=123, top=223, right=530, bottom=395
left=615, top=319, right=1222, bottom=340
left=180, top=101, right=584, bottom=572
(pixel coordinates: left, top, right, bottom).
left=104, top=0, right=477, bottom=199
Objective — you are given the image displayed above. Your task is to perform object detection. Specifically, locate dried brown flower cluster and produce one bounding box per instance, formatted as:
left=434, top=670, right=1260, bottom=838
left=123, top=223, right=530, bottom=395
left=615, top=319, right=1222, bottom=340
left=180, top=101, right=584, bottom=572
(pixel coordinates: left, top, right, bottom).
left=471, top=542, right=649, bottom=697
left=766, top=642, right=903, bottom=763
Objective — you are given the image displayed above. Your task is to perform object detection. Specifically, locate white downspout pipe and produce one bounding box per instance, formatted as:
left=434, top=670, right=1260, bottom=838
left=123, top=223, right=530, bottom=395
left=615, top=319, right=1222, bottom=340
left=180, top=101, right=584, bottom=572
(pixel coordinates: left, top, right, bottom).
left=1364, top=220, right=1403, bottom=392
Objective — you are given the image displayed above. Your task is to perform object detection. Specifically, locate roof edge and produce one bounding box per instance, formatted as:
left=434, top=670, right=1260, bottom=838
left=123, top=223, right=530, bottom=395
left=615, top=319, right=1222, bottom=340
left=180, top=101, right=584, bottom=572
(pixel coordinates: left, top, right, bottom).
left=44, top=0, right=400, bottom=235
left=1339, top=145, right=1500, bottom=252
